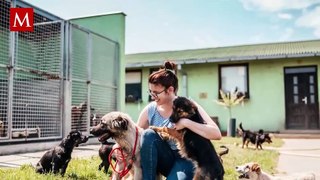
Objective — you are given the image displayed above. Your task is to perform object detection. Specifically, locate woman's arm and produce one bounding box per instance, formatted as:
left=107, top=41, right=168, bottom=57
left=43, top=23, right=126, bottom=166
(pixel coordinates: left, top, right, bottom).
left=137, top=104, right=150, bottom=129
left=174, top=101, right=222, bottom=140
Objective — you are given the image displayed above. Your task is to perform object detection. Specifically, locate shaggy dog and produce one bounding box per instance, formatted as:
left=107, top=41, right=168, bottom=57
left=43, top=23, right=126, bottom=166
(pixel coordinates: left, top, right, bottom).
left=239, top=123, right=272, bottom=150
left=236, top=162, right=316, bottom=180
left=150, top=96, right=225, bottom=180
left=90, top=112, right=143, bottom=180
left=35, top=130, right=88, bottom=175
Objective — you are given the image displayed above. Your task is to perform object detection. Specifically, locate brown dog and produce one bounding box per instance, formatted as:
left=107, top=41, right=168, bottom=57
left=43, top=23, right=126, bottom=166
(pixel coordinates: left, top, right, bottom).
left=90, top=112, right=143, bottom=180
left=150, top=96, right=225, bottom=180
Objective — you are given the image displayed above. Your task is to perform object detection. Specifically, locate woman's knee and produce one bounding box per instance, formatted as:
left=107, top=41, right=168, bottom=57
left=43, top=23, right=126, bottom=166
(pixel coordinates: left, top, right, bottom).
left=141, top=129, right=159, bottom=145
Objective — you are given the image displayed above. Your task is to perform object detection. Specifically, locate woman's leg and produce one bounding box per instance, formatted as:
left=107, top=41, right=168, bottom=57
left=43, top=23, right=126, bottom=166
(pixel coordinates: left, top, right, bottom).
left=140, top=129, right=176, bottom=180
left=166, top=152, right=195, bottom=180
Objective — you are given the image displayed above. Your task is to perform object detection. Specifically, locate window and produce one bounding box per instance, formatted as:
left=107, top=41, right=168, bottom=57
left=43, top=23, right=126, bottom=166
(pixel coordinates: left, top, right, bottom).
left=125, top=70, right=142, bottom=102
left=219, top=64, right=249, bottom=98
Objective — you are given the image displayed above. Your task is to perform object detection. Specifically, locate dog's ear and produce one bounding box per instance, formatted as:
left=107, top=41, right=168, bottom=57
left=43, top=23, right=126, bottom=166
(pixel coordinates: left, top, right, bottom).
left=112, top=116, right=128, bottom=130
left=251, top=163, right=261, bottom=174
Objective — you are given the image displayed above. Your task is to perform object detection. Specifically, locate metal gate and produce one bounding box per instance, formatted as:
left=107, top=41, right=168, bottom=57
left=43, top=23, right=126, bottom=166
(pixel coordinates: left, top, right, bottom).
left=0, top=0, right=64, bottom=142
left=69, top=24, right=118, bottom=133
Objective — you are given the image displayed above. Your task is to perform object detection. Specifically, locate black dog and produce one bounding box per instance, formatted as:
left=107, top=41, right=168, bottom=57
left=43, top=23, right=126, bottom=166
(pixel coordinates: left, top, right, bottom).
left=35, top=130, right=88, bottom=175
left=151, top=96, right=225, bottom=180
left=98, top=141, right=116, bottom=173
left=239, top=123, right=272, bottom=150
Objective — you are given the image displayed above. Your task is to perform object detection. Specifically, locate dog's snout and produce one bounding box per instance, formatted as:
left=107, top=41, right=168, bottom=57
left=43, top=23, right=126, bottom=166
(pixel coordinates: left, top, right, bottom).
left=89, top=128, right=96, bottom=135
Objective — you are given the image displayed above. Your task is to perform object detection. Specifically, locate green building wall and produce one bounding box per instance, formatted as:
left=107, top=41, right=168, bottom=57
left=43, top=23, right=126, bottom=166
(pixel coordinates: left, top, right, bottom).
left=125, top=57, right=320, bottom=132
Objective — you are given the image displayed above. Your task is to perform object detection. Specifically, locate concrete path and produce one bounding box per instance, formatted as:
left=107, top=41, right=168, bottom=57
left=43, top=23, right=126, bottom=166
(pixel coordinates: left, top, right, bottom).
left=0, top=145, right=100, bottom=168
left=276, top=139, right=320, bottom=179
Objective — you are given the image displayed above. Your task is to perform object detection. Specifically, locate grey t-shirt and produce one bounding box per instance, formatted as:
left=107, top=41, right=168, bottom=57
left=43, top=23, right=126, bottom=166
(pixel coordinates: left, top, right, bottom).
left=147, top=102, right=177, bottom=150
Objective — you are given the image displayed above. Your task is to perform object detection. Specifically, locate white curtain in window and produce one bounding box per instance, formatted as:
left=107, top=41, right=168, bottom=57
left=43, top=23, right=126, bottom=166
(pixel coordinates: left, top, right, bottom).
left=126, top=72, right=141, bottom=84
left=221, top=66, right=247, bottom=93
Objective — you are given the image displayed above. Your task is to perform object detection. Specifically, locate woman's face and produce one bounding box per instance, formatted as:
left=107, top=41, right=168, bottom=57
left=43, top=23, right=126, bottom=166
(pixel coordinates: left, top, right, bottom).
left=148, top=83, right=172, bottom=104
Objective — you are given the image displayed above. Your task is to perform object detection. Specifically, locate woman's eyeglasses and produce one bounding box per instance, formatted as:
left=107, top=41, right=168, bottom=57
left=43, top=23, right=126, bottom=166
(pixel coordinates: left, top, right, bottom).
left=148, top=88, right=166, bottom=98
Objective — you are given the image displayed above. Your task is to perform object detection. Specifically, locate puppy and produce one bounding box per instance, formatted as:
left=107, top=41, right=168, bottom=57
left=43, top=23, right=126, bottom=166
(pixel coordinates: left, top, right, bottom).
left=150, top=96, right=225, bottom=180
left=35, top=130, right=88, bottom=175
left=98, top=141, right=116, bottom=173
left=90, top=112, right=143, bottom=180
left=236, top=162, right=316, bottom=180
left=239, top=123, right=272, bottom=150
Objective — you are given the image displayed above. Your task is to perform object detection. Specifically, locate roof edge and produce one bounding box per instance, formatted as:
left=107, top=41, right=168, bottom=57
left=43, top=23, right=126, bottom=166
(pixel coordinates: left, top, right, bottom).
left=126, top=53, right=319, bottom=68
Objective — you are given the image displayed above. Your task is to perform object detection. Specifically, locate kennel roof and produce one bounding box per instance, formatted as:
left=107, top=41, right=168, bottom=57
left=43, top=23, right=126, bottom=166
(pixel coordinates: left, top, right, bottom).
left=125, top=39, right=320, bottom=68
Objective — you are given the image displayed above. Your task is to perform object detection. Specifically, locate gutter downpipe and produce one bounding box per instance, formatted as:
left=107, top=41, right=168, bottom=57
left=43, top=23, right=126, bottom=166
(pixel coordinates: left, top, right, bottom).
left=177, top=64, right=188, bottom=97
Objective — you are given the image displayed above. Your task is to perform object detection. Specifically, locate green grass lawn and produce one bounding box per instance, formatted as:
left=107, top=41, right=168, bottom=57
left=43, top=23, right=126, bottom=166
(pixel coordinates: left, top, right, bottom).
left=0, top=136, right=283, bottom=180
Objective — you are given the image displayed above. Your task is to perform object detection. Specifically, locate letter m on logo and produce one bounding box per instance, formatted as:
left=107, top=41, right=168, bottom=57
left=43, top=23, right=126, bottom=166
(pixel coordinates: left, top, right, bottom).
left=10, top=8, right=34, bottom=32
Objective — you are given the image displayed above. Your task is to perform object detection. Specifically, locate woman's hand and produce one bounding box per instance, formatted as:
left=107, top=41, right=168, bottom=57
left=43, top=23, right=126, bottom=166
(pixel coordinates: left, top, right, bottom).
left=173, top=117, right=221, bottom=140
left=173, top=118, right=189, bottom=130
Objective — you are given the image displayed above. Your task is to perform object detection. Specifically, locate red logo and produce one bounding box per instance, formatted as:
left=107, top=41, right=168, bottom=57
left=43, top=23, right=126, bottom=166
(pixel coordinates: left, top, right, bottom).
left=10, top=8, right=34, bottom=32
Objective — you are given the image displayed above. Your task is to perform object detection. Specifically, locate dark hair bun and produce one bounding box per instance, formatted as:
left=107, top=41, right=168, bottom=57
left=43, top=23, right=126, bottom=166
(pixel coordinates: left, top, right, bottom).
left=163, top=61, right=177, bottom=71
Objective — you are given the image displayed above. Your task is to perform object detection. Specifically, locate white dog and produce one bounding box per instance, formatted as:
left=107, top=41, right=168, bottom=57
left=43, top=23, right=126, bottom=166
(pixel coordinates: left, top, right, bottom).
left=236, top=162, right=315, bottom=180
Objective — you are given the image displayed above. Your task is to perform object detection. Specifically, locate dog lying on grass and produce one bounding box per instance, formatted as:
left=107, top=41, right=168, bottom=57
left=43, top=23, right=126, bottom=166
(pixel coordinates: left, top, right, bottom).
left=151, top=96, right=225, bottom=180
left=35, top=130, right=88, bottom=175
left=239, top=123, right=272, bottom=150
left=236, top=162, right=316, bottom=180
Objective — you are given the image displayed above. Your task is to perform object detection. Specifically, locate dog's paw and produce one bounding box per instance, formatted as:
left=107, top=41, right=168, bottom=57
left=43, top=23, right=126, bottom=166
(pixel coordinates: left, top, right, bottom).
left=149, top=126, right=160, bottom=132
left=158, top=132, right=171, bottom=140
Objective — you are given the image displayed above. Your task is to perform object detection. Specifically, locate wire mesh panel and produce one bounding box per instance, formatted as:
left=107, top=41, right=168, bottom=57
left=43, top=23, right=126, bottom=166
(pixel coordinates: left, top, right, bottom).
left=12, top=20, right=63, bottom=139
left=0, top=0, right=64, bottom=141
left=70, top=24, right=118, bottom=132
left=0, top=0, right=11, bottom=139
left=90, top=34, right=118, bottom=126
left=70, top=27, right=90, bottom=132
left=0, top=0, right=119, bottom=143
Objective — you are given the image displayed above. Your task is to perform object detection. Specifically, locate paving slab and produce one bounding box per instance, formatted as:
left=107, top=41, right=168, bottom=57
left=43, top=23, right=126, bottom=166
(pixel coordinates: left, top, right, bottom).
left=276, top=139, right=320, bottom=179
left=0, top=144, right=101, bottom=168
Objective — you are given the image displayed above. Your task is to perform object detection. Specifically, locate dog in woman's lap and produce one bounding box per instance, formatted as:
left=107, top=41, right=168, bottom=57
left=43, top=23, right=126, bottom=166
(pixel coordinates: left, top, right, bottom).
left=150, top=96, right=225, bottom=180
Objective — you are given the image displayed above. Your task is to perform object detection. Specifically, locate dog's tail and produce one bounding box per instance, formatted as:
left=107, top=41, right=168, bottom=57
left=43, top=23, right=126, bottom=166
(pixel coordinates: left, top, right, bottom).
left=218, top=145, right=229, bottom=157
left=239, top=122, right=245, bottom=131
